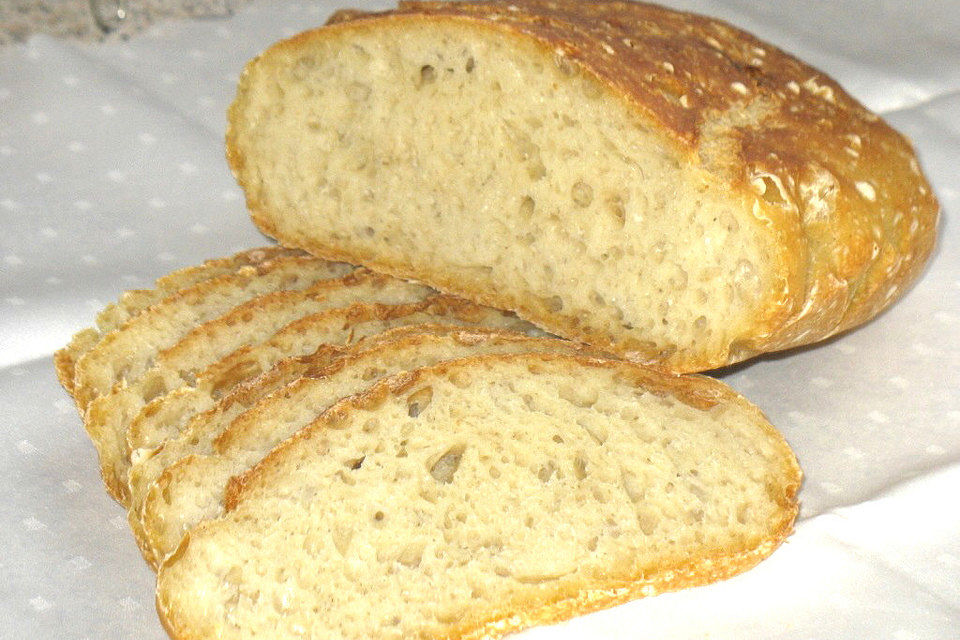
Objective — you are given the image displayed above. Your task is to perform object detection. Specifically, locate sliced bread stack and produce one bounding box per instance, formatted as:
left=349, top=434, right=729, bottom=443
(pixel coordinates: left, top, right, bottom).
left=56, top=247, right=543, bottom=505
left=155, top=353, right=800, bottom=639
left=57, top=248, right=802, bottom=640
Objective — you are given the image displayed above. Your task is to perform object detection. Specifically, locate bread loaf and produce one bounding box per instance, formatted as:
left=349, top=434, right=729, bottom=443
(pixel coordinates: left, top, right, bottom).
left=54, top=246, right=300, bottom=395
left=229, top=0, right=938, bottom=372
left=136, top=327, right=595, bottom=567
left=156, top=353, right=801, bottom=639
left=88, top=270, right=434, bottom=501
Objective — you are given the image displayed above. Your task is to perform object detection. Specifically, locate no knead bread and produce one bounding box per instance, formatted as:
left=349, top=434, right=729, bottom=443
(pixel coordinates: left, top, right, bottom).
left=229, top=0, right=939, bottom=372
left=156, top=353, right=802, bottom=640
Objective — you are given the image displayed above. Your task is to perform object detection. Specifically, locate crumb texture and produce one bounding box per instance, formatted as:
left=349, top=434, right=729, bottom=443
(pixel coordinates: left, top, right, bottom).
left=137, top=329, right=591, bottom=566
left=55, top=247, right=299, bottom=395
left=157, top=354, right=800, bottom=640
left=94, top=272, right=434, bottom=501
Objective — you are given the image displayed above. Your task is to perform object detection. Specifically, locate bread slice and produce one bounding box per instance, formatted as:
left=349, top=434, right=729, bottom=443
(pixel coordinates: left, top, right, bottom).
left=136, top=328, right=595, bottom=568
left=126, top=297, right=542, bottom=539
left=229, top=0, right=938, bottom=372
left=71, top=253, right=353, bottom=410
left=89, top=271, right=434, bottom=502
left=156, top=353, right=801, bottom=639
left=126, top=296, right=538, bottom=470
left=54, top=246, right=300, bottom=395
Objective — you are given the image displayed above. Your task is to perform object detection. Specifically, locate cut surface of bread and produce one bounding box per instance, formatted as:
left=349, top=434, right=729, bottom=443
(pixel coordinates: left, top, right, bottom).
left=88, top=271, right=433, bottom=502
left=137, top=328, right=595, bottom=567
left=126, top=301, right=543, bottom=561
left=119, top=272, right=431, bottom=456
left=156, top=353, right=801, bottom=640
left=54, top=246, right=299, bottom=395
left=126, top=296, right=539, bottom=485
left=72, top=253, right=353, bottom=410
left=230, top=0, right=938, bottom=372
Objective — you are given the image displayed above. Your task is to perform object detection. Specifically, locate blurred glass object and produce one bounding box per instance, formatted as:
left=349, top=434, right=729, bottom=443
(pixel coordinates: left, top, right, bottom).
left=89, top=0, right=127, bottom=32
left=89, top=0, right=234, bottom=35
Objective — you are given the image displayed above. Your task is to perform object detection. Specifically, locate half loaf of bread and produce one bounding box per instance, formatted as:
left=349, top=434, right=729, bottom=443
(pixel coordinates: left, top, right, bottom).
left=156, top=353, right=801, bottom=639
left=229, top=0, right=938, bottom=372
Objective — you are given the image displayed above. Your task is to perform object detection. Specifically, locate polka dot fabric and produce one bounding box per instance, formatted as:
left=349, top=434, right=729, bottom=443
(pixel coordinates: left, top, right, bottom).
left=0, top=1, right=958, bottom=639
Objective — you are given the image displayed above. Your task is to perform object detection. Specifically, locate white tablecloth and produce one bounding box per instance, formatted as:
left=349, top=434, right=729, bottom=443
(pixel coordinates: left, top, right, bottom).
left=1, top=1, right=958, bottom=638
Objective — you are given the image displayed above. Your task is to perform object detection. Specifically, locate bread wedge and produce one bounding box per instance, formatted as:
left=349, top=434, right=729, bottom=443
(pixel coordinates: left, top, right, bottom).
left=156, top=353, right=801, bottom=639
left=137, top=327, right=596, bottom=567
left=229, top=0, right=938, bottom=372
left=72, top=253, right=353, bottom=410
left=88, top=270, right=433, bottom=501
left=54, top=246, right=300, bottom=395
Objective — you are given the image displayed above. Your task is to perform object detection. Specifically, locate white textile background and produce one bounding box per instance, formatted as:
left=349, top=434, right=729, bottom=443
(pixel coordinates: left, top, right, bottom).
left=1, top=1, right=958, bottom=638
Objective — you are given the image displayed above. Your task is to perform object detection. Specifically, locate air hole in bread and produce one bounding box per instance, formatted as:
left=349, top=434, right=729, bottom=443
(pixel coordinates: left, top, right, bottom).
left=332, top=525, right=353, bottom=556
left=537, top=461, right=557, bottom=483
left=344, top=456, right=365, bottom=470
left=636, top=508, right=658, bottom=536
left=141, top=373, right=168, bottom=403
left=571, top=180, right=594, bottom=207
left=519, top=195, right=535, bottom=217
left=407, top=386, right=434, bottom=417
left=429, top=444, right=466, bottom=484
left=573, top=453, right=588, bottom=480
left=419, top=65, right=436, bottom=86
left=605, top=194, right=626, bottom=227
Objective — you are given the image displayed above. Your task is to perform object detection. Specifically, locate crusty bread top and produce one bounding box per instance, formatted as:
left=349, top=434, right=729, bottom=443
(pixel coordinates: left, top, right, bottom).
left=244, top=0, right=938, bottom=366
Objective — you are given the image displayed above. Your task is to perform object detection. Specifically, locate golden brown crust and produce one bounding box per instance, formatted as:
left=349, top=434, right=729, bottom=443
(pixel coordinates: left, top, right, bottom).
left=54, top=328, right=99, bottom=395
left=233, top=0, right=938, bottom=371
left=185, top=293, right=524, bottom=402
